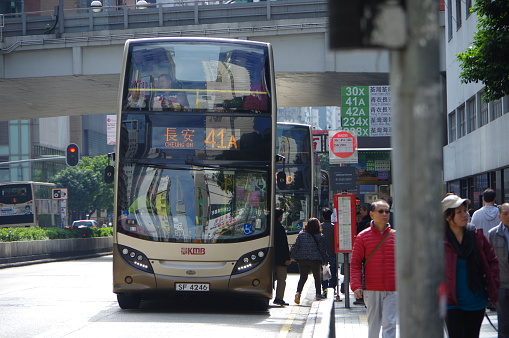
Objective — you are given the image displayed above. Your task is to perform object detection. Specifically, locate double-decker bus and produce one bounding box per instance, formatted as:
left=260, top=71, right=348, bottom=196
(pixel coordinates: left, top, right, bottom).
left=275, top=122, right=321, bottom=244
left=0, top=181, right=60, bottom=228
left=112, top=37, right=276, bottom=310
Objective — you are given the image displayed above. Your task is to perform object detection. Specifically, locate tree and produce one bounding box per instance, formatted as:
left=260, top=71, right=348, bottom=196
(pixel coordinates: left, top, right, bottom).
left=457, top=0, right=509, bottom=102
left=49, top=155, right=113, bottom=221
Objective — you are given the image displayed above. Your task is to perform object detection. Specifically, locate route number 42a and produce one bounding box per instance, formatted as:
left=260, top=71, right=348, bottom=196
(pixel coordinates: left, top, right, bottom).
left=344, top=107, right=367, bottom=116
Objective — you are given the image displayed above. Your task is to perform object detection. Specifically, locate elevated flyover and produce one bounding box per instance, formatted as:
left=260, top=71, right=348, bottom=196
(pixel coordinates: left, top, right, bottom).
left=0, top=0, right=389, bottom=121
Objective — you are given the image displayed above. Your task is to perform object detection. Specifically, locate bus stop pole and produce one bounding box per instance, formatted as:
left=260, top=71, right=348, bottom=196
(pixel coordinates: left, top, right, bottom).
left=343, top=252, right=350, bottom=308
left=391, top=1, right=444, bottom=336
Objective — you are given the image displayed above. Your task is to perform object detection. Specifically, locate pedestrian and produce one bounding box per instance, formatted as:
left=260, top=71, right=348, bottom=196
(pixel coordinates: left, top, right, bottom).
left=321, top=208, right=339, bottom=299
left=471, top=188, right=499, bottom=237
left=291, top=217, right=328, bottom=304
left=488, top=203, right=509, bottom=337
left=273, top=208, right=292, bottom=306
left=354, top=202, right=372, bottom=306
left=356, top=202, right=371, bottom=234
left=350, top=199, right=397, bottom=338
left=442, top=194, right=500, bottom=338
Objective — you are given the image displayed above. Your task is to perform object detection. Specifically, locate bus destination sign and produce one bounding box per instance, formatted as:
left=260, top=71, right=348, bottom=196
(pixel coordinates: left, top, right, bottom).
left=154, top=127, right=241, bottom=150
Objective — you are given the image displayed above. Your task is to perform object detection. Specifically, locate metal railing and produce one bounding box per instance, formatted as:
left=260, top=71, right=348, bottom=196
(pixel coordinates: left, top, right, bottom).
left=0, top=0, right=327, bottom=39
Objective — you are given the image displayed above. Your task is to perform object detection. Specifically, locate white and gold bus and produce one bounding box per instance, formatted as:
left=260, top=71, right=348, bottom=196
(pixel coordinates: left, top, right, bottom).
left=112, top=37, right=276, bottom=310
left=0, top=181, right=59, bottom=228
left=275, top=122, right=322, bottom=245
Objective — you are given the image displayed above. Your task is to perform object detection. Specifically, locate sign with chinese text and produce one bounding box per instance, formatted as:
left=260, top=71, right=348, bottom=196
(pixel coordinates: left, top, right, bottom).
left=328, top=130, right=358, bottom=164
left=341, top=86, right=391, bottom=137
left=107, top=115, right=116, bottom=145
left=333, top=193, right=356, bottom=253
left=153, top=127, right=240, bottom=150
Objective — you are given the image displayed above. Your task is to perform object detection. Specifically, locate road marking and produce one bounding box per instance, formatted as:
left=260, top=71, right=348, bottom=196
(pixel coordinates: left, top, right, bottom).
left=278, top=305, right=299, bottom=337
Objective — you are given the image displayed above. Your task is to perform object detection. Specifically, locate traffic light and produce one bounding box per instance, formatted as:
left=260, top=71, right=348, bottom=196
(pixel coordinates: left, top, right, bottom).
left=66, top=143, right=80, bottom=167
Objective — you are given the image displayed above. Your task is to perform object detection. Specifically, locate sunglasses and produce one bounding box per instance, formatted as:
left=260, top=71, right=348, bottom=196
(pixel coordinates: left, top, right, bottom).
left=376, top=209, right=390, bottom=214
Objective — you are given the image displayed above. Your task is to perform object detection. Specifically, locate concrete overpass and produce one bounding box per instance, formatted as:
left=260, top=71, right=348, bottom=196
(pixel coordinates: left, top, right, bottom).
left=0, top=0, right=389, bottom=122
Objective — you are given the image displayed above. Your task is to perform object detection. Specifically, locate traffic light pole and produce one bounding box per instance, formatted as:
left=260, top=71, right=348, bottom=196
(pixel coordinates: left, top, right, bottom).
left=0, top=157, right=66, bottom=166
left=391, top=1, right=444, bottom=337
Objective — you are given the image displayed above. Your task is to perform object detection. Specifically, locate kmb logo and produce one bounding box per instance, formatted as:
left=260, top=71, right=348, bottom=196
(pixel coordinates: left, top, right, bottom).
left=181, top=248, right=206, bottom=255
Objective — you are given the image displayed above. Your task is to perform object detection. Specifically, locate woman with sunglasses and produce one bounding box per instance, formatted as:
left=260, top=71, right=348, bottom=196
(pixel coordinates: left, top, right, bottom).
left=442, top=193, right=499, bottom=338
left=350, top=199, right=397, bottom=338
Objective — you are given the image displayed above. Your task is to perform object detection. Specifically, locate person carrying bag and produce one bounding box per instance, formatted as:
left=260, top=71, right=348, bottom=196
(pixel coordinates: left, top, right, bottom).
left=290, top=217, right=329, bottom=303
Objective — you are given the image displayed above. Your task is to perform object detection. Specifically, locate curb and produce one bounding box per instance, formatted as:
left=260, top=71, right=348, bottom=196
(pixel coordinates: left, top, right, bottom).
left=303, top=289, right=335, bottom=338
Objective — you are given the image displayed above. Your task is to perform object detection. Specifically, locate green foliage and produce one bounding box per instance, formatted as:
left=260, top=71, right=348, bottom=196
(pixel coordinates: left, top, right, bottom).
left=48, top=155, right=113, bottom=221
left=0, top=227, right=49, bottom=242
left=457, top=0, right=509, bottom=102
left=93, top=227, right=114, bottom=237
left=0, top=227, right=113, bottom=242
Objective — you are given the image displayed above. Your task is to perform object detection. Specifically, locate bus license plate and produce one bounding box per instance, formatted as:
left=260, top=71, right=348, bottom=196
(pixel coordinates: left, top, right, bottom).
left=175, top=283, right=210, bottom=292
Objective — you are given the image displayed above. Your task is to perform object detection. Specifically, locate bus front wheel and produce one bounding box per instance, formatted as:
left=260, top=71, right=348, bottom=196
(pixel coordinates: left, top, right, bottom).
left=117, top=293, right=141, bottom=309
left=252, top=298, right=269, bottom=311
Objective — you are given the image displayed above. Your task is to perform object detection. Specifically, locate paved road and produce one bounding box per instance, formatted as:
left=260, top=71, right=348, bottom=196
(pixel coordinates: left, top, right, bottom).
left=0, top=255, right=321, bottom=338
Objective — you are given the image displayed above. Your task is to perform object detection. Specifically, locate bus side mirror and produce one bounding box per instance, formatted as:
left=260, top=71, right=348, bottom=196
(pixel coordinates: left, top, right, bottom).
left=105, top=165, right=114, bottom=184
left=276, top=171, right=286, bottom=190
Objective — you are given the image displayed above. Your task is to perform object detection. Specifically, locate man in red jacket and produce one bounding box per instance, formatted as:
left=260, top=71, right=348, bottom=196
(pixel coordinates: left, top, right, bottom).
left=350, top=199, right=397, bottom=338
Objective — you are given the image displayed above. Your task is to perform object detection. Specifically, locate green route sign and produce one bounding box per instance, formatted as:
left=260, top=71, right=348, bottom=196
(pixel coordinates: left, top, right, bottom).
left=341, top=86, right=392, bottom=137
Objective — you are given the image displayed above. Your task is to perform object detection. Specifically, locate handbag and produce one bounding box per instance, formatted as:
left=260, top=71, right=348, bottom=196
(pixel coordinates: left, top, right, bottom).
left=361, top=229, right=395, bottom=289
left=310, top=232, right=328, bottom=263
left=322, top=264, right=332, bottom=280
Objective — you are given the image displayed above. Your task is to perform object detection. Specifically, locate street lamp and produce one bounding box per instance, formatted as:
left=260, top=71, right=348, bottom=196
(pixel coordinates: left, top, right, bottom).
left=136, top=0, right=148, bottom=9
left=90, top=0, right=103, bottom=12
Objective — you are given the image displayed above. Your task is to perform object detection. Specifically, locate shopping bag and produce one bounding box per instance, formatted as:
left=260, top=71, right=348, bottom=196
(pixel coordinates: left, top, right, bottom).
left=322, top=264, right=332, bottom=280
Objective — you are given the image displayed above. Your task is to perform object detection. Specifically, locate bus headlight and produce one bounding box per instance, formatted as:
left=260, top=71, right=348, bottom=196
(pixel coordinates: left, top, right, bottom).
left=232, top=248, right=268, bottom=275
left=118, top=244, right=154, bottom=273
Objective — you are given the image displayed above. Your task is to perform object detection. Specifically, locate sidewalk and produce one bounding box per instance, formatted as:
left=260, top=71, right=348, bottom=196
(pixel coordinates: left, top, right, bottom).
left=332, top=283, right=499, bottom=338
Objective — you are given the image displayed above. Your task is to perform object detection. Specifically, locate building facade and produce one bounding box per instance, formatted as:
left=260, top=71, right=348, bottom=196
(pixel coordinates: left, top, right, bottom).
left=443, top=0, right=509, bottom=208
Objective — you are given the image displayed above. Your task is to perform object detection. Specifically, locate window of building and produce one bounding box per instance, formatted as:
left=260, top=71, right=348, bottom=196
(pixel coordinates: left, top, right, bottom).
left=467, top=96, right=476, bottom=133
left=456, top=0, right=462, bottom=30
left=0, top=122, right=8, bottom=145
left=504, top=95, right=509, bottom=115
left=504, top=168, right=509, bottom=202
left=447, top=0, right=453, bottom=40
left=479, top=93, right=488, bottom=127
left=458, top=105, right=466, bottom=138
left=449, top=111, right=457, bottom=142
left=491, top=99, right=502, bottom=121
left=465, top=0, right=472, bottom=18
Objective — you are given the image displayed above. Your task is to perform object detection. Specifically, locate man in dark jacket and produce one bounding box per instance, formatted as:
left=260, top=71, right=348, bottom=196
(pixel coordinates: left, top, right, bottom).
left=488, top=203, right=509, bottom=337
left=273, top=208, right=292, bottom=306
left=321, top=208, right=340, bottom=299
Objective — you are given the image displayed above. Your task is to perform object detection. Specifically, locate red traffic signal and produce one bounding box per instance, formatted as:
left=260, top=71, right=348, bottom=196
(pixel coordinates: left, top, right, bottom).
left=66, top=144, right=80, bottom=167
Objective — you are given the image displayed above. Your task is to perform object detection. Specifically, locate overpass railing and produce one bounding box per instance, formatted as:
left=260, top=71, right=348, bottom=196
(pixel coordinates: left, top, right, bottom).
left=0, top=0, right=327, bottom=39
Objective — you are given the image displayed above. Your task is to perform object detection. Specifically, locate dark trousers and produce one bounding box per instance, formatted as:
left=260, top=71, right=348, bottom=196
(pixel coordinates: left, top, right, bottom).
left=321, top=255, right=337, bottom=289
left=445, top=308, right=485, bottom=338
left=296, top=259, right=322, bottom=295
left=498, top=288, right=509, bottom=338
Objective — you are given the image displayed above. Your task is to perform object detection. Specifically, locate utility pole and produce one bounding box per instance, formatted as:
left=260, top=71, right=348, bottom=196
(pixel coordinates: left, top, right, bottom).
left=391, top=1, right=444, bottom=337
left=329, top=0, right=444, bottom=336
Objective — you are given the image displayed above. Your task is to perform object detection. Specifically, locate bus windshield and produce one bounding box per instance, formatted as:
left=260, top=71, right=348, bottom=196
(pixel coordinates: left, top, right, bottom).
left=275, top=123, right=316, bottom=233
left=123, top=40, right=270, bottom=113
left=118, top=167, right=269, bottom=243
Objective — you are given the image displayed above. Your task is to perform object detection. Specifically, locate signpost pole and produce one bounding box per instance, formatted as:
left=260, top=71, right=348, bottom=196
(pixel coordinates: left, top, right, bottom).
left=391, top=2, right=443, bottom=336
